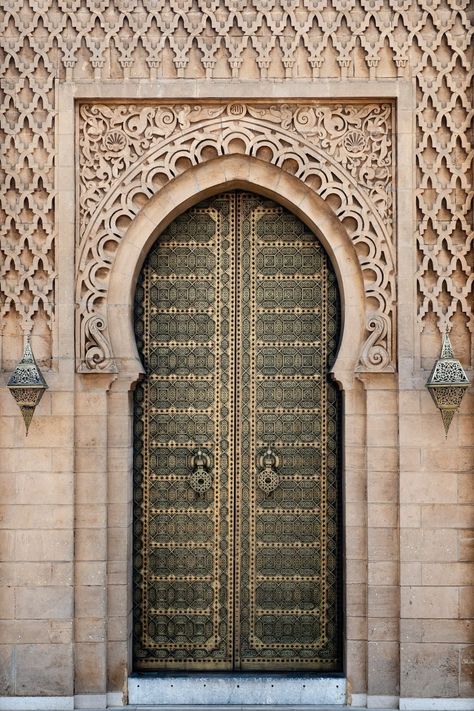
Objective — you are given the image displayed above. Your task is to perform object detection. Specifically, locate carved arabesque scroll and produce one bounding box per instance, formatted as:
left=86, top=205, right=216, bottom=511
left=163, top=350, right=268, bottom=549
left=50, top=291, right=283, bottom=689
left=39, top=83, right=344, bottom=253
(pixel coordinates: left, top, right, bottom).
left=77, top=101, right=395, bottom=374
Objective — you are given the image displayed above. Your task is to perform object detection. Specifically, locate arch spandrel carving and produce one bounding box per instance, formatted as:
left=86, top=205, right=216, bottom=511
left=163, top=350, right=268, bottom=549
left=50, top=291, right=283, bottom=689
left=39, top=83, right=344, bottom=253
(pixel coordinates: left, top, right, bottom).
left=76, top=101, right=396, bottom=374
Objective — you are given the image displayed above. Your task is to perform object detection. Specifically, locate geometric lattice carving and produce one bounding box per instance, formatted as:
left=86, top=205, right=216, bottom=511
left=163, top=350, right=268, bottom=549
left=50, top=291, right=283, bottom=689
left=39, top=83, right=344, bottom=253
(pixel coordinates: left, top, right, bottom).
left=77, top=101, right=395, bottom=373
left=0, top=7, right=56, bottom=352
left=415, top=12, right=473, bottom=361
left=1, top=1, right=472, bottom=367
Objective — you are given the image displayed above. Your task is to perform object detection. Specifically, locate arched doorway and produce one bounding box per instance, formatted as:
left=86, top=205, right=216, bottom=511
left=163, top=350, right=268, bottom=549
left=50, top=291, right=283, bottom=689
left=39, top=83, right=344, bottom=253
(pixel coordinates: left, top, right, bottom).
left=132, top=191, right=342, bottom=672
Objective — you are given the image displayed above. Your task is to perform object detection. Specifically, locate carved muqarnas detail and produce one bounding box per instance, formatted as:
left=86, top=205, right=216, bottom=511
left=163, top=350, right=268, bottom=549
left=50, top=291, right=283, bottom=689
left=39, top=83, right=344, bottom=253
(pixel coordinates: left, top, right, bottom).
left=77, top=101, right=395, bottom=373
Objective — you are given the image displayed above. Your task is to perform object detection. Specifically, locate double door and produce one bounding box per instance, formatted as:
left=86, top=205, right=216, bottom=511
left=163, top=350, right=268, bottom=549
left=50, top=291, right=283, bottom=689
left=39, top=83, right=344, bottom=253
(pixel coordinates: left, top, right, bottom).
left=133, top=192, right=341, bottom=671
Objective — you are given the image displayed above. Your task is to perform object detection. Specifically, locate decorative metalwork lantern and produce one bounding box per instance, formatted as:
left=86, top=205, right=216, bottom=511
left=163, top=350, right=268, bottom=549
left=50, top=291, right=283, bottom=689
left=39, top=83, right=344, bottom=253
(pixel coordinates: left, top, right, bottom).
left=7, top=336, right=48, bottom=435
left=426, top=332, right=470, bottom=436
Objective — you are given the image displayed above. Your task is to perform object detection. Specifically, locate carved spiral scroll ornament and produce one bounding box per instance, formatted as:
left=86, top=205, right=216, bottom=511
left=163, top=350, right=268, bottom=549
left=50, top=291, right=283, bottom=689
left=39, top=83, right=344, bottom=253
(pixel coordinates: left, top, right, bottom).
left=357, top=315, right=392, bottom=371
left=77, top=102, right=396, bottom=375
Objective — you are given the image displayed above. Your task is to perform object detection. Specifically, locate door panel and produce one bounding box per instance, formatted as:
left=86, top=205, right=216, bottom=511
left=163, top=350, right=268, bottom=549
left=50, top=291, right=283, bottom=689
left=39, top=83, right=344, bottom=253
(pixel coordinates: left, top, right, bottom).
left=235, top=194, right=340, bottom=669
left=133, top=192, right=341, bottom=672
left=133, top=197, right=236, bottom=669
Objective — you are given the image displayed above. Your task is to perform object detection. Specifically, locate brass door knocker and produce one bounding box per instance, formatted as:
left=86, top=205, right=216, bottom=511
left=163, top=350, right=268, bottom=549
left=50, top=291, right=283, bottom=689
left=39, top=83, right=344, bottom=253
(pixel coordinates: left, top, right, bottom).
left=257, top=446, right=280, bottom=495
left=189, top=449, right=213, bottom=494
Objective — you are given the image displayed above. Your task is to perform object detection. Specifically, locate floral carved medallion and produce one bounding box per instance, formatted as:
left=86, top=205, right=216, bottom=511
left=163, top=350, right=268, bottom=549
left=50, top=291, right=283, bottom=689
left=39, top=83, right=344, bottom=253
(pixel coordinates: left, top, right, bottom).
left=77, top=101, right=395, bottom=373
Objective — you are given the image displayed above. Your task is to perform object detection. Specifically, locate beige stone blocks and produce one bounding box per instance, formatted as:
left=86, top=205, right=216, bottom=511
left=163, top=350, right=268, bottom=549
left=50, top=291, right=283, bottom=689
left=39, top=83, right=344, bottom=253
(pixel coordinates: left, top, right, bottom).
left=422, top=504, right=474, bottom=529
left=459, top=530, right=474, bottom=562
left=460, top=646, right=474, bottom=696
left=15, top=473, right=73, bottom=505
left=107, top=640, right=128, bottom=692
left=75, top=415, right=107, bottom=448
left=15, top=644, right=73, bottom=695
left=400, top=528, right=458, bottom=562
left=76, top=561, right=106, bottom=587
left=75, top=585, right=106, bottom=619
left=401, top=619, right=473, bottom=644
left=366, top=446, right=399, bottom=472
left=368, top=504, right=398, bottom=528
left=460, top=587, right=474, bottom=619
left=76, top=528, right=106, bottom=561
left=75, top=642, right=106, bottom=693
left=368, top=562, right=398, bottom=587
left=75, top=405, right=108, bottom=695
left=360, top=381, right=400, bottom=699
left=368, top=640, right=400, bottom=695
left=368, top=470, right=399, bottom=504
left=0, top=645, right=14, bottom=694
left=0, top=386, right=75, bottom=695
left=368, top=586, right=399, bottom=619
left=400, top=504, right=421, bottom=528
left=75, top=618, right=106, bottom=643
left=0, top=562, right=72, bottom=587
left=14, top=531, right=73, bottom=562
left=0, top=619, right=72, bottom=645
left=368, top=618, right=399, bottom=642
left=401, top=586, right=459, bottom=619
left=15, top=587, right=73, bottom=620
left=345, top=526, right=367, bottom=561
left=107, top=614, right=128, bottom=643
left=0, top=588, right=14, bottom=620
left=344, top=457, right=366, bottom=503
left=400, top=470, right=458, bottom=504
left=366, top=415, right=398, bottom=448
left=346, top=639, right=367, bottom=696
left=368, top=529, right=398, bottom=562
left=347, top=583, right=367, bottom=619
left=400, top=643, right=461, bottom=697
left=399, top=385, right=473, bottom=700
left=422, top=563, right=474, bottom=586
left=459, top=474, right=474, bottom=504
left=0, top=504, right=73, bottom=530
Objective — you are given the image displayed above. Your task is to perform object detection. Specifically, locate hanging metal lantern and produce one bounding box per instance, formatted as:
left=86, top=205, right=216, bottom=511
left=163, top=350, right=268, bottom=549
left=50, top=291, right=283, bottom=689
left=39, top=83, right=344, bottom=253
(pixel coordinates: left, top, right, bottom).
left=426, top=332, right=470, bottom=436
left=7, top=336, right=48, bottom=435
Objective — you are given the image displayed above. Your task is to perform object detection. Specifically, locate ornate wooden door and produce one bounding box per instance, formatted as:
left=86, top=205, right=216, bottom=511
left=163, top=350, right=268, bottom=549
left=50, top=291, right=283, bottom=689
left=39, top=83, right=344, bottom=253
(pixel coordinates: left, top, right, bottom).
left=133, top=192, right=341, bottom=672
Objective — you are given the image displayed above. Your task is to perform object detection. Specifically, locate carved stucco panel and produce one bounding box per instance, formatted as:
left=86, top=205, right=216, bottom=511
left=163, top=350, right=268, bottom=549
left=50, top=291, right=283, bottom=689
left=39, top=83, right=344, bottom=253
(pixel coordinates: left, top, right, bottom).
left=1, top=2, right=472, bottom=370
left=76, top=101, right=395, bottom=374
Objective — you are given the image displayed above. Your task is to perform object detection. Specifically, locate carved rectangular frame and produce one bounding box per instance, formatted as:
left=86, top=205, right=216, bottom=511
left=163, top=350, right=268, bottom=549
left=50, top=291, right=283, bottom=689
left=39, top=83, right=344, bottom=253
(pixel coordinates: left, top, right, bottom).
left=57, top=79, right=416, bottom=381
left=56, top=78, right=416, bottom=698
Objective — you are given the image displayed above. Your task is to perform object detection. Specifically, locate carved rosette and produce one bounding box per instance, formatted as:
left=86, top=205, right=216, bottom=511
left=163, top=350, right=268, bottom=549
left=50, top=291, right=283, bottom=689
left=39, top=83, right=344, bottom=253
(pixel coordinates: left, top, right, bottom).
left=77, top=102, right=396, bottom=374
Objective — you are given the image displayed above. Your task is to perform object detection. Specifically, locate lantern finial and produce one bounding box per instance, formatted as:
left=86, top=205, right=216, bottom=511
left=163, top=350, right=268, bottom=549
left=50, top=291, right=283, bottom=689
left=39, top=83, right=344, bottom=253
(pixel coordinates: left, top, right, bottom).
left=7, top=336, right=48, bottom=435
left=426, top=332, right=469, bottom=436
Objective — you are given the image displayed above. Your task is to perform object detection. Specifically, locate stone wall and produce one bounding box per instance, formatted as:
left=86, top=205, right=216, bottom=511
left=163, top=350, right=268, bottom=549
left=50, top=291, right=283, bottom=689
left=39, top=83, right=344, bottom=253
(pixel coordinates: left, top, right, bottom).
left=0, top=0, right=472, bottom=707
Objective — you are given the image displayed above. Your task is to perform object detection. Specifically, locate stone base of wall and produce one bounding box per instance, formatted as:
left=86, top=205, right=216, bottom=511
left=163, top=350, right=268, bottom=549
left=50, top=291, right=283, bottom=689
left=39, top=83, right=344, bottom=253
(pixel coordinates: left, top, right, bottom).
left=0, top=693, right=123, bottom=711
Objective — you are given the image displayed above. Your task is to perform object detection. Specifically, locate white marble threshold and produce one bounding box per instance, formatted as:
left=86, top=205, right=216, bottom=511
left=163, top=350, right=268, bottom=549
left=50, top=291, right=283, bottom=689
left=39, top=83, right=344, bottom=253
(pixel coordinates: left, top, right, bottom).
left=128, top=674, right=346, bottom=706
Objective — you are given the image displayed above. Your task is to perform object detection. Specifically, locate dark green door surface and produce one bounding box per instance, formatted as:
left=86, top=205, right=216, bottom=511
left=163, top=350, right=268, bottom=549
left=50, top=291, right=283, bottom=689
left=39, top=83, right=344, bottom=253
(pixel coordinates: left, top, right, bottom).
left=133, top=192, right=341, bottom=671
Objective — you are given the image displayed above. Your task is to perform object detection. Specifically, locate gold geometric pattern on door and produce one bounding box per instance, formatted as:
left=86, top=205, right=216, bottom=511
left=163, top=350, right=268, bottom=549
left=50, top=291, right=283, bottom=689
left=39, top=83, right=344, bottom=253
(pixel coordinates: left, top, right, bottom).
left=133, top=192, right=341, bottom=671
